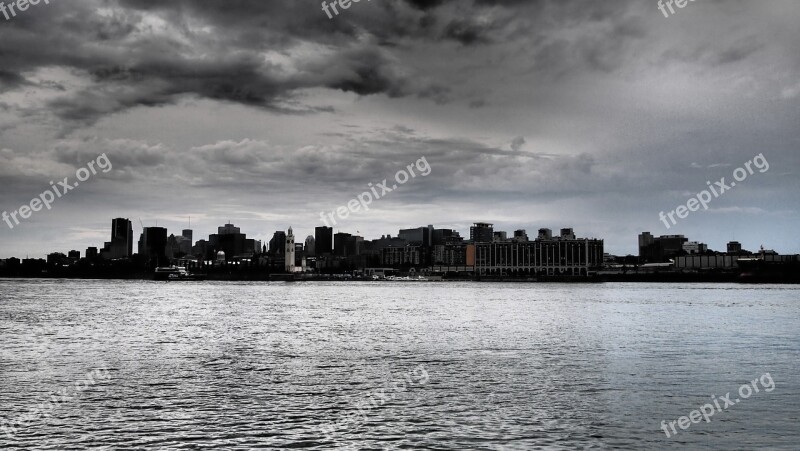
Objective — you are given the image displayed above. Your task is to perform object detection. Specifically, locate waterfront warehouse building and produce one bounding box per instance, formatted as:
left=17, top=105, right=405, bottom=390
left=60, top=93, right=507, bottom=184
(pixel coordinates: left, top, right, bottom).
left=472, top=228, right=604, bottom=276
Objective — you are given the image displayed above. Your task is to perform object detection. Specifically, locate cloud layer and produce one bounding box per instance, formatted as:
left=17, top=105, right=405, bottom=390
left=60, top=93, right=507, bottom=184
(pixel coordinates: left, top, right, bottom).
left=0, top=0, right=798, bottom=257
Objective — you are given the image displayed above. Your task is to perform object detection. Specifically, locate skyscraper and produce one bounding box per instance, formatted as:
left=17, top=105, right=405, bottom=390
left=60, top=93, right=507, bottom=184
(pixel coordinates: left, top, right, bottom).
left=110, top=218, right=133, bottom=258
left=181, top=229, right=193, bottom=255
left=270, top=231, right=287, bottom=256
left=304, top=235, right=315, bottom=257
left=315, top=226, right=333, bottom=255
left=138, top=227, right=168, bottom=264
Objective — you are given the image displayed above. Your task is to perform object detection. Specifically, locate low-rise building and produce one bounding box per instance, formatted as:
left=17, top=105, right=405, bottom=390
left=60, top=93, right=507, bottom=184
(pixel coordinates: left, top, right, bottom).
left=474, top=229, right=603, bottom=276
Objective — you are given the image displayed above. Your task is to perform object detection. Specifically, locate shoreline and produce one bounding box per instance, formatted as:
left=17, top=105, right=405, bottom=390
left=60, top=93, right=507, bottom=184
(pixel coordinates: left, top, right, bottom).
left=1, top=274, right=798, bottom=284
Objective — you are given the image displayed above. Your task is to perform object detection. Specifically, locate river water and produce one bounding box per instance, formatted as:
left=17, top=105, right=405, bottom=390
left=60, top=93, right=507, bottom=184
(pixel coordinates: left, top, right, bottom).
left=0, top=280, right=798, bottom=450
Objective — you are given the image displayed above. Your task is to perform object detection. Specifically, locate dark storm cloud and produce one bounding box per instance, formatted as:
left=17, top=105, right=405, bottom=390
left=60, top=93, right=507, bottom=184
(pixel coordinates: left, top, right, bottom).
left=0, top=0, right=655, bottom=127
left=404, top=0, right=447, bottom=11
left=0, top=0, right=459, bottom=126
left=442, top=19, right=493, bottom=45
left=0, top=71, right=30, bottom=90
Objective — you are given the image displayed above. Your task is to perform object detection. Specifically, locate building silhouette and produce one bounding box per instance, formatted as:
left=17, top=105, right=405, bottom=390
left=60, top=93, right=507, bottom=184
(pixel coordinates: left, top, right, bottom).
left=333, top=232, right=361, bottom=257
left=181, top=229, right=193, bottom=255
left=85, top=247, right=98, bottom=260
left=269, top=231, right=287, bottom=257
left=639, top=232, right=688, bottom=263
left=315, top=226, right=333, bottom=255
left=432, top=228, right=461, bottom=245
left=285, top=227, right=295, bottom=272
left=473, top=228, right=603, bottom=276
left=101, top=218, right=133, bottom=259
left=209, top=223, right=257, bottom=262
left=399, top=225, right=433, bottom=246
left=138, top=227, right=168, bottom=265
left=304, top=235, right=315, bottom=257
left=727, top=241, right=744, bottom=254
left=470, top=222, right=494, bottom=243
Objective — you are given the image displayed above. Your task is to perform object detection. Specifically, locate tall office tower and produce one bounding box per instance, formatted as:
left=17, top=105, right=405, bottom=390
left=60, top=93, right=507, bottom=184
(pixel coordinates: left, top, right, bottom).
left=270, top=231, right=287, bottom=256
left=315, top=226, right=333, bottom=255
left=470, top=222, right=494, bottom=243
left=139, top=227, right=168, bottom=263
left=513, top=229, right=529, bottom=242
left=304, top=235, right=316, bottom=257
left=538, top=228, right=553, bottom=240
left=176, top=229, right=193, bottom=255
left=285, top=227, right=295, bottom=272
left=110, top=218, right=133, bottom=258
left=727, top=241, right=743, bottom=254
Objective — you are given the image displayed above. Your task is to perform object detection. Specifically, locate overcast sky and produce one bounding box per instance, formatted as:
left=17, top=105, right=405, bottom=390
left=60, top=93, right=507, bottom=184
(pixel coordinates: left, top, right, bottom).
left=0, top=0, right=798, bottom=258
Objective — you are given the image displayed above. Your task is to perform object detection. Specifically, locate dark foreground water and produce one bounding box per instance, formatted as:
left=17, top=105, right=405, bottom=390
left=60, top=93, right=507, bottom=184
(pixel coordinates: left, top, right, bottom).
left=0, top=280, right=798, bottom=450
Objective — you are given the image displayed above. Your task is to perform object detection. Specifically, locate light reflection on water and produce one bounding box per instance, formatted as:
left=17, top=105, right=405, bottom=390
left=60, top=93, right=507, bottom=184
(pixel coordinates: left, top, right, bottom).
left=0, top=280, right=798, bottom=450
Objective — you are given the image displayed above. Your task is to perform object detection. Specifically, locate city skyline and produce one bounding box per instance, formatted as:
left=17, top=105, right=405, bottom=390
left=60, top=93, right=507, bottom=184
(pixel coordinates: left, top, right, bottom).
left=1, top=1, right=798, bottom=258
left=0, top=214, right=787, bottom=261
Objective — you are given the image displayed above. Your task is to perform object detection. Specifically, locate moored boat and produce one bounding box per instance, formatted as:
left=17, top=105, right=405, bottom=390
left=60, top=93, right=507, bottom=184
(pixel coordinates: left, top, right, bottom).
left=154, top=266, right=207, bottom=281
